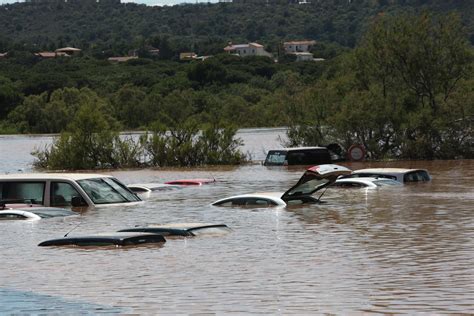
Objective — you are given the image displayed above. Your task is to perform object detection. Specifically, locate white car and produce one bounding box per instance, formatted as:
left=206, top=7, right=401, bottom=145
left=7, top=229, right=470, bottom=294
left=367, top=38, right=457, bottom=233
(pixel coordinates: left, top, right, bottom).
left=127, top=183, right=182, bottom=193
left=212, top=164, right=352, bottom=207
left=0, top=207, right=77, bottom=220
left=345, top=168, right=431, bottom=183
left=333, top=177, right=402, bottom=188
left=0, top=173, right=142, bottom=209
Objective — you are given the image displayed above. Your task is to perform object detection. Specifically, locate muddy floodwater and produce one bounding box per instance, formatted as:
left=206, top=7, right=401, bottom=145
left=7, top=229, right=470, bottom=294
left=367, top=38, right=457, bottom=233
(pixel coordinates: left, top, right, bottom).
left=1, top=128, right=473, bottom=314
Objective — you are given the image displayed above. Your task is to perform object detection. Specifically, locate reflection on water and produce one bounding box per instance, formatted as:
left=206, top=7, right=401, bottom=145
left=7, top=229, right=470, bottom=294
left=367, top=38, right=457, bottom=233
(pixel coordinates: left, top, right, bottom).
left=1, top=130, right=473, bottom=313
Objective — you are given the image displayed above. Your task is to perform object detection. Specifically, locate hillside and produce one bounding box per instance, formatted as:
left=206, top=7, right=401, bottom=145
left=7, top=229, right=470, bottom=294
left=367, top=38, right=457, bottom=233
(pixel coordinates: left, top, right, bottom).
left=0, top=0, right=472, bottom=56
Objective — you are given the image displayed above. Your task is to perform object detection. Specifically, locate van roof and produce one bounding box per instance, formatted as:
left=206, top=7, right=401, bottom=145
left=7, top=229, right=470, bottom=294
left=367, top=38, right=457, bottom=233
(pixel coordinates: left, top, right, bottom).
left=352, top=168, right=426, bottom=174
left=270, top=146, right=328, bottom=151
left=0, top=173, right=113, bottom=181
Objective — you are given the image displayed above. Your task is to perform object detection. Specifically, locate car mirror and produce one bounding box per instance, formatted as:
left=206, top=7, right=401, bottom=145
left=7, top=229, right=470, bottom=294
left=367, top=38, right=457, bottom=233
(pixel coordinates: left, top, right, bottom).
left=71, top=196, right=87, bottom=207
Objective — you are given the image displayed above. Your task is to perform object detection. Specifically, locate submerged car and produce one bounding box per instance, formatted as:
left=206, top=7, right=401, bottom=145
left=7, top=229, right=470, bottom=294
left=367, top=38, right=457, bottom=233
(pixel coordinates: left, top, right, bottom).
left=118, top=223, right=231, bottom=237
left=0, top=206, right=77, bottom=221
left=345, top=168, right=431, bottom=183
left=127, top=183, right=182, bottom=193
left=164, top=179, right=216, bottom=186
left=212, top=164, right=351, bottom=207
left=0, top=173, right=142, bottom=209
left=332, top=177, right=402, bottom=189
left=38, top=232, right=166, bottom=247
left=263, top=147, right=332, bottom=166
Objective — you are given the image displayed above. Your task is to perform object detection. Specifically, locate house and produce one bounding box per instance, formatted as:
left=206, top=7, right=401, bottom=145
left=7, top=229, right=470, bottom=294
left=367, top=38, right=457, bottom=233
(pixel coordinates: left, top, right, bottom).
left=128, top=46, right=159, bottom=57
left=146, top=46, right=160, bottom=56
left=107, top=56, right=138, bottom=63
left=224, top=42, right=272, bottom=58
left=55, top=47, right=81, bottom=56
left=293, top=52, right=314, bottom=62
left=283, top=40, right=318, bottom=62
left=180, top=52, right=198, bottom=61
left=283, top=40, right=316, bottom=54
left=35, top=51, right=68, bottom=58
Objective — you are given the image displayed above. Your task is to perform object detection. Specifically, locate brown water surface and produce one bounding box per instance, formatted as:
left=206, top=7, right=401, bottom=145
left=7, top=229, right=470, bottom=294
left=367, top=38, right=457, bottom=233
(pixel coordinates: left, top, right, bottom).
left=0, top=129, right=473, bottom=314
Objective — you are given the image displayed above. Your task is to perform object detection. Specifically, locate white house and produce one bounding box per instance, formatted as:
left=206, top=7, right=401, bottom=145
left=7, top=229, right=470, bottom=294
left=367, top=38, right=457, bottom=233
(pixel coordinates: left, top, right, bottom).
left=293, top=52, right=314, bottom=62
left=283, top=40, right=316, bottom=54
left=224, top=42, right=272, bottom=58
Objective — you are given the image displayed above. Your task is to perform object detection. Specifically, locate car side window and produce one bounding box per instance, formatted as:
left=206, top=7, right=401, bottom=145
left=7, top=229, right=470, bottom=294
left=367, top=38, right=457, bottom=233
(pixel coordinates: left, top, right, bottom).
left=214, top=198, right=277, bottom=207
left=51, top=182, right=82, bottom=206
left=333, top=182, right=367, bottom=188
left=0, top=213, right=27, bottom=220
left=0, top=181, right=45, bottom=204
left=404, top=171, right=430, bottom=182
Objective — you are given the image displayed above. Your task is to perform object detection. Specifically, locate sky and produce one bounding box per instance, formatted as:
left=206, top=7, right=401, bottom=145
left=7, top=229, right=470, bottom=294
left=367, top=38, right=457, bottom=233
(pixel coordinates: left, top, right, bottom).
left=0, top=0, right=218, bottom=6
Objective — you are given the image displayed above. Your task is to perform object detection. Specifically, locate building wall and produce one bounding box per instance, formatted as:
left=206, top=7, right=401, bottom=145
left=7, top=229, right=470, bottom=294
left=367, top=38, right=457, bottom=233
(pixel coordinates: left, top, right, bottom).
left=284, top=44, right=312, bottom=53
left=233, top=46, right=271, bottom=57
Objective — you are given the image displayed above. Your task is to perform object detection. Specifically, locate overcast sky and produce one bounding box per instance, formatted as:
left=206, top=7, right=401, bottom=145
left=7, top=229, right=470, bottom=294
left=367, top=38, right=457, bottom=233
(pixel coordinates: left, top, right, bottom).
left=0, top=0, right=218, bottom=6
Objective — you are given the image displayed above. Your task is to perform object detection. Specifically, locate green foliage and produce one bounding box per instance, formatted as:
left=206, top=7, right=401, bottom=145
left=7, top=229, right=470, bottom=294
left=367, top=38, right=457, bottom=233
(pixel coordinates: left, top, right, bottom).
left=144, top=121, right=246, bottom=167
left=0, top=76, right=22, bottom=119
left=286, top=12, right=473, bottom=160
left=111, top=84, right=148, bottom=128
left=0, top=2, right=471, bottom=162
left=1, top=0, right=471, bottom=56
left=8, top=87, right=112, bottom=133
left=32, top=96, right=122, bottom=169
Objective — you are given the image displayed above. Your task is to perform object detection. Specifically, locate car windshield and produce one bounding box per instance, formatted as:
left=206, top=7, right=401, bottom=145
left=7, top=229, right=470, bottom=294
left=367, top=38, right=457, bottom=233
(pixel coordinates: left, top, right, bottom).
left=283, top=178, right=330, bottom=198
left=78, top=178, right=140, bottom=204
left=265, top=151, right=287, bottom=165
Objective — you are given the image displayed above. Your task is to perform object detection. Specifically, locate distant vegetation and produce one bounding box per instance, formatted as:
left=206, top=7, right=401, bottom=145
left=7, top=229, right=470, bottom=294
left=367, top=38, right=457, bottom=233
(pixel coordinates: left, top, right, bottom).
left=0, top=0, right=472, bottom=55
left=0, top=1, right=472, bottom=166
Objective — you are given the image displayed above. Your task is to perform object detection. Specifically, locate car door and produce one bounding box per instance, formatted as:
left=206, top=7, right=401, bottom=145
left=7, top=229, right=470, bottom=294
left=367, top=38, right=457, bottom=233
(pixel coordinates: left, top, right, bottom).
left=281, top=164, right=352, bottom=202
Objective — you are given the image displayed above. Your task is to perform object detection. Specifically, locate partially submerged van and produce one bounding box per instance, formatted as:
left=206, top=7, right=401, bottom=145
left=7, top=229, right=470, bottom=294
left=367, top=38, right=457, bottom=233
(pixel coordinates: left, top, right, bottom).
left=0, top=173, right=142, bottom=209
left=263, top=147, right=332, bottom=166
left=346, top=168, right=431, bottom=183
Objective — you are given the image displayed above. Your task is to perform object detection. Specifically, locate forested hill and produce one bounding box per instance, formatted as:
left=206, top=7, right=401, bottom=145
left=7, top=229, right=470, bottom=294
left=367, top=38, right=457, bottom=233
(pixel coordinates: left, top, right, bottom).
left=0, top=0, right=472, bottom=56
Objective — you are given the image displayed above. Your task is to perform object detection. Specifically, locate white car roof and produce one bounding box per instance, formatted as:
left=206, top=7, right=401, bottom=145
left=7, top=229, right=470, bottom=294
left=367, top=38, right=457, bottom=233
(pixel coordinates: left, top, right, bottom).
left=352, top=168, right=425, bottom=175
left=213, top=192, right=286, bottom=206
left=335, top=177, right=401, bottom=187
left=0, top=173, right=113, bottom=181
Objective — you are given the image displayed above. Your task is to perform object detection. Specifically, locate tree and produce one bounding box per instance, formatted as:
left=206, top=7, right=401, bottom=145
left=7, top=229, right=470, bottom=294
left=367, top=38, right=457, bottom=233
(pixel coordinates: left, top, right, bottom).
left=358, top=13, right=472, bottom=112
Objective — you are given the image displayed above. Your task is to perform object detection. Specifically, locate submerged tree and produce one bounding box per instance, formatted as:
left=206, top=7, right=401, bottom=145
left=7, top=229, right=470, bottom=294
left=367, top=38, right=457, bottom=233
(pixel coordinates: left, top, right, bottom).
left=354, top=12, right=473, bottom=158
left=286, top=12, right=473, bottom=159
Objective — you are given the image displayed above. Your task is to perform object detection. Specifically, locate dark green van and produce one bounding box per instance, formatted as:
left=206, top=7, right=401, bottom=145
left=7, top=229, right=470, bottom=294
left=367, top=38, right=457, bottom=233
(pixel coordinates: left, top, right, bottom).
left=263, top=147, right=332, bottom=166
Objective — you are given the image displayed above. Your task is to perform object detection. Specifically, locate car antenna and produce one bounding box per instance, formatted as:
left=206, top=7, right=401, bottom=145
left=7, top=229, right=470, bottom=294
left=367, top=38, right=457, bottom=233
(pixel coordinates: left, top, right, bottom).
left=209, top=172, right=216, bottom=183
left=64, top=221, right=83, bottom=237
